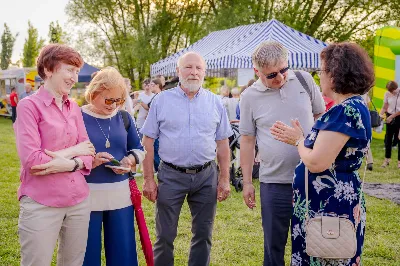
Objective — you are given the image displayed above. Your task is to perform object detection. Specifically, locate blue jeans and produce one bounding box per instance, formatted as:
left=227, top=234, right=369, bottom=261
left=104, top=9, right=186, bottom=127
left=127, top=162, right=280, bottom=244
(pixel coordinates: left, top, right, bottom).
left=154, top=139, right=160, bottom=172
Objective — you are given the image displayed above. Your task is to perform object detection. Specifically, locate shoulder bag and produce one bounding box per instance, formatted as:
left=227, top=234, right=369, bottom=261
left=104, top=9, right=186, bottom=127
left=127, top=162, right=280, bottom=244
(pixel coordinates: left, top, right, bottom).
left=304, top=150, right=368, bottom=259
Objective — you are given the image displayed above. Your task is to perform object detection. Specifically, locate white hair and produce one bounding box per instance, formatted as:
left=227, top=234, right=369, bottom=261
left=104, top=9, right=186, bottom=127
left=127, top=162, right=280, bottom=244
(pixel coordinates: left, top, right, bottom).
left=219, top=85, right=230, bottom=96
left=177, top=52, right=206, bottom=69
left=231, top=87, right=240, bottom=96
left=252, top=41, right=288, bottom=70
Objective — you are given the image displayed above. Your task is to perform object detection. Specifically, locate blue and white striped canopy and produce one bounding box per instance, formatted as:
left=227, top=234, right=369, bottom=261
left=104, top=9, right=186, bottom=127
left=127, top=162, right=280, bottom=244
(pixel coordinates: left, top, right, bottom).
left=150, top=19, right=327, bottom=76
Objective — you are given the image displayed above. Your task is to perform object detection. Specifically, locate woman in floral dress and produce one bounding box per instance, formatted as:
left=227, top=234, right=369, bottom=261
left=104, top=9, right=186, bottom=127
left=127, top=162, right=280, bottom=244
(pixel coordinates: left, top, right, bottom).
left=270, top=42, right=375, bottom=266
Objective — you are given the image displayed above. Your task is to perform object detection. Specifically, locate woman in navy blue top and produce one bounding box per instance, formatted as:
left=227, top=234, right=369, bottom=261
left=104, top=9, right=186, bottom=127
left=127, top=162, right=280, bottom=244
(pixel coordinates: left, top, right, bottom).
left=271, top=43, right=374, bottom=266
left=81, top=67, right=145, bottom=266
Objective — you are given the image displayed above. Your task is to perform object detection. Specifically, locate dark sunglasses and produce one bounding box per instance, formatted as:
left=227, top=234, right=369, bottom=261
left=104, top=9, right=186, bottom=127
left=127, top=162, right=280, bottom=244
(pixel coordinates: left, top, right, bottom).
left=103, top=97, right=125, bottom=106
left=263, top=66, right=290, bottom=79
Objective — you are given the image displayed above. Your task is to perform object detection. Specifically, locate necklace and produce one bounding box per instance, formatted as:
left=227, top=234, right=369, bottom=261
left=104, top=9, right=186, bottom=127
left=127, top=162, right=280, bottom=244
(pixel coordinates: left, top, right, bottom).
left=95, top=117, right=112, bottom=148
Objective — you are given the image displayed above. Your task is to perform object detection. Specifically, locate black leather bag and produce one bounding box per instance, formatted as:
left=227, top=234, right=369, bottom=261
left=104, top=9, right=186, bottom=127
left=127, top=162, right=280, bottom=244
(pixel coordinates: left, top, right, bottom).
left=370, top=101, right=382, bottom=128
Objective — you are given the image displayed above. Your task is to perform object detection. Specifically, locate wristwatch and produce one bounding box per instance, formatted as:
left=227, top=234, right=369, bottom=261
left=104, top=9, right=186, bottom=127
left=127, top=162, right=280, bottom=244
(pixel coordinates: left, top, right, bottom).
left=70, top=158, right=80, bottom=172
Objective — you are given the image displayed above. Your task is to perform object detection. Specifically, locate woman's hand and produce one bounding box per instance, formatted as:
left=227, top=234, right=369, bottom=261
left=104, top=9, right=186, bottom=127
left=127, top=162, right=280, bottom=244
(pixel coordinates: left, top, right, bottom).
left=270, top=119, right=304, bottom=146
left=30, top=150, right=75, bottom=175
left=46, top=140, right=95, bottom=159
left=111, top=157, right=132, bottom=175
left=387, top=115, right=394, bottom=124
left=92, top=152, right=113, bottom=169
left=73, top=140, right=96, bottom=157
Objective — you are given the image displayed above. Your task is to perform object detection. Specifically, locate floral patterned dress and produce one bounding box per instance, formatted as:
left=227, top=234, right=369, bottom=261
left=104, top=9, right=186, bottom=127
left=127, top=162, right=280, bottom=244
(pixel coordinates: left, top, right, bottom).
left=291, top=96, right=371, bottom=266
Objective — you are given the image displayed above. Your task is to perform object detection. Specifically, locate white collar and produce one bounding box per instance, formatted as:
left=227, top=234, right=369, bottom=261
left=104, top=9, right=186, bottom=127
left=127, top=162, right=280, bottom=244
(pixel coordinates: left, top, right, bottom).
left=81, top=105, right=119, bottom=119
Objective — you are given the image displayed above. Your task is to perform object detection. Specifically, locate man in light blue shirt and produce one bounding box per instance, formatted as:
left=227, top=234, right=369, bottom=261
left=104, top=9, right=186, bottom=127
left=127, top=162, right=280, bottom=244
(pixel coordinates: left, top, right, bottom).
left=20, top=83, right=34, bottom=100
left=141, top=52, right=232, bottom=266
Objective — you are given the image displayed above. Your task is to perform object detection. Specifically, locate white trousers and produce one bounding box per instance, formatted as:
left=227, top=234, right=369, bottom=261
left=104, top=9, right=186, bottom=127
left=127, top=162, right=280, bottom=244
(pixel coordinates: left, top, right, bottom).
left=18, top=196, right=91, bottom=266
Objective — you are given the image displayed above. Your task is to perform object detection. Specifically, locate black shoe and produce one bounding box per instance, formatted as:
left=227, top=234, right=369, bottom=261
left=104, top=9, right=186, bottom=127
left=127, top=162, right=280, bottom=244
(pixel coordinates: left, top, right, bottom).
left=367, top=163, right=373, bottom=171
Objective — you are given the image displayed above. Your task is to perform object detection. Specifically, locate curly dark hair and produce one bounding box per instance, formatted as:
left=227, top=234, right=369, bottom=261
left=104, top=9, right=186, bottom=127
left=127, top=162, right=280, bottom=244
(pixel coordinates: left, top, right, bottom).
left=320, top=42, right=374, bottom=95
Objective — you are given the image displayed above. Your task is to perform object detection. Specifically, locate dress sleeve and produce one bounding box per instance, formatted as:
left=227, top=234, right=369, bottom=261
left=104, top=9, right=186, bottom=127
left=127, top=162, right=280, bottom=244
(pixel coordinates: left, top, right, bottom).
left=313, top=100, right=367, bottom=141
left=125, top=113, right=145, bottom=164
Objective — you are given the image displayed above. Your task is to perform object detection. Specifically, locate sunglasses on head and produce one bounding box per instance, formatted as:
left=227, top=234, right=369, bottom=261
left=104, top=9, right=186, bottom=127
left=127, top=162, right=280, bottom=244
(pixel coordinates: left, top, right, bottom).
left=263, top=66, right=290, bottom=79
left=102, top=96, right=125, bottom=106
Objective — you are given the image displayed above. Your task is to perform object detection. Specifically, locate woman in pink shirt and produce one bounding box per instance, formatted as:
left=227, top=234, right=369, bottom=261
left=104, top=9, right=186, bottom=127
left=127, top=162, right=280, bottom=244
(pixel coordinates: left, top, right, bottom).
left=14, top=44, right=95, bottom=266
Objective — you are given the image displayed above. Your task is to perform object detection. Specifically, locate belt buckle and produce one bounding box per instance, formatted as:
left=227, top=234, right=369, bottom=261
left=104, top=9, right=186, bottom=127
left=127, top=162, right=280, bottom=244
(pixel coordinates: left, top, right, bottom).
left=185, top=169, right=197, bottom=174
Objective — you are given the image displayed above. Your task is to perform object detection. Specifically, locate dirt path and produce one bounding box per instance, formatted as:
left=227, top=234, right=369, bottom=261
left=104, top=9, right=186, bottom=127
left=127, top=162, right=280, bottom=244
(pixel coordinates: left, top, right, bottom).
left=363, top=183, right=400, bottom=205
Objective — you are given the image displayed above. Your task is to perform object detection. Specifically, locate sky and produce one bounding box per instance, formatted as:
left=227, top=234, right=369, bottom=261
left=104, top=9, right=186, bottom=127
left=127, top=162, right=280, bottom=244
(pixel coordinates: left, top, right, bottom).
left=0, top=0, right=70, bottom=62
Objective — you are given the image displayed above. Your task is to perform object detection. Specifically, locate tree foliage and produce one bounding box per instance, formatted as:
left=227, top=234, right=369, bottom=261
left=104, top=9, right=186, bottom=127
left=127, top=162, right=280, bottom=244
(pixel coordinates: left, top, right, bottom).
left=0, top=23, right=18, bottom=70
left=48, top=21, right=64, bottom=43
left=66, top=0, right=400, bottom=87
left=22, top=21, right=45, bottom=67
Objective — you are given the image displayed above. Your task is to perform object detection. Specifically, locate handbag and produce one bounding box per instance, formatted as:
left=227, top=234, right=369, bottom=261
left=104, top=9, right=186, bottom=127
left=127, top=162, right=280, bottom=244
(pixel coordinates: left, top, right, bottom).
left=369, top=100, right=382, bottom=128
left=304, top=150, right=368, bottom=259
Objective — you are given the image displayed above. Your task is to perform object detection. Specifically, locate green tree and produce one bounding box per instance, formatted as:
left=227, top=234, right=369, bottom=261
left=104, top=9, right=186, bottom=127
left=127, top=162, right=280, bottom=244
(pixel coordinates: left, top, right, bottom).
left=66, top=0, right=400, bottom=83
left=66, top=0, right=212, bottom=86
left=22, top=21, right=45, bottom=67
left=0, top=23, right=18, bottom=70
left=48, top=21, right=64, bottom=43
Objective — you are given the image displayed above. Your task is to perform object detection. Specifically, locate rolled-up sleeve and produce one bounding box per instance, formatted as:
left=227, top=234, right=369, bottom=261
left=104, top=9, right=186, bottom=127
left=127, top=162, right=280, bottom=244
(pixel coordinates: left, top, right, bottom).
left=140, top=96, right=160, bottom=139
left=14, top=100, right=52, bottom=170
left=73, top=104, right=93, bottom=175
left=239, top=92, right=256, bottom=136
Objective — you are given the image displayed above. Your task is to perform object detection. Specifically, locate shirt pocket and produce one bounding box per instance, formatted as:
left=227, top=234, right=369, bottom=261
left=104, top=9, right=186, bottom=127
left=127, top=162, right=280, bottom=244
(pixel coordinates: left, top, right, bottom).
left=197, top=110, right=219, bottom=135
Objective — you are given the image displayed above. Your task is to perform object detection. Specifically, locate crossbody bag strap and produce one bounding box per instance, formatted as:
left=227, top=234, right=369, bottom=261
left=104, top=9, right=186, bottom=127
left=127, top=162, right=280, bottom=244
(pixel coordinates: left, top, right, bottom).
left=304, top=147, right=369, bottom=226
left=370, top=98, right=378, bottom=112
left=305, top=165, right=309, bottom=221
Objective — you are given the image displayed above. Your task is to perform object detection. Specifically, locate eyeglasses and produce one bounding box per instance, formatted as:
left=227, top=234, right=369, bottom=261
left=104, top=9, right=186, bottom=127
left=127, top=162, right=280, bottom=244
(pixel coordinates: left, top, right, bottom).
left=101, top=95, right=125, bottom=106
left=316, top=69, right=328, bottom=76
left=262, top=67, right=290, bottom=79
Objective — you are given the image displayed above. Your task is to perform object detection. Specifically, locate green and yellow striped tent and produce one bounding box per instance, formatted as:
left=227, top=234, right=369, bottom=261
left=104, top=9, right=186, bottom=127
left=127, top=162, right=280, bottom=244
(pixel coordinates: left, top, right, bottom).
left=373, top=26, right=400, bottom=139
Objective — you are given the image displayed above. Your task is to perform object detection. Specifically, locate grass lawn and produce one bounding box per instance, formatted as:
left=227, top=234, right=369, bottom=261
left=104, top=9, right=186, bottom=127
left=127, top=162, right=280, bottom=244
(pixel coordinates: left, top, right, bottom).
left=0, top=117, right=399, bottom=265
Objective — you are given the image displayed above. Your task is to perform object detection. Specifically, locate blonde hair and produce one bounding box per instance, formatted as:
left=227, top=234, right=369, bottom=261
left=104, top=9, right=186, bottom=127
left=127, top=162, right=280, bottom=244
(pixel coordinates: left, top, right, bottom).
left=85, top=67, right=127, bottom=104
left=252, top=41, right=288, bottom=70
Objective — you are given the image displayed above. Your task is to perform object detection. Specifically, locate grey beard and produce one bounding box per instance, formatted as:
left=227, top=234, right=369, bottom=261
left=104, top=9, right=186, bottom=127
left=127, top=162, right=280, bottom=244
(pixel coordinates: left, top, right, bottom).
left=180, top=79, right=203, bottom=92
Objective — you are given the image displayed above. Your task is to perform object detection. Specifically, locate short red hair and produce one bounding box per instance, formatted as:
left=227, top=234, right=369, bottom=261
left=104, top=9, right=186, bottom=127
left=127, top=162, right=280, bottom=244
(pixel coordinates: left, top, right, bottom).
left=37, top=44, right=84, bottom=80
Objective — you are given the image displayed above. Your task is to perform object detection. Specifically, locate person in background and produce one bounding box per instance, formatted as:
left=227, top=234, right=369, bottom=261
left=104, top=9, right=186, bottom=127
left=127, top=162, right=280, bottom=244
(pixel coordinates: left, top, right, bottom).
left=236, top=79, right=256, bottom=120
left=240, top=41, right=325, bottom=266
left=322, top=95, right=335, bottom=111
left=142, top=78, right=163, bottom=173
left=123, top=78, right=135, bottom=121
left=379, top=80, right=400, bottom=168
left=362, top=93, right=374, bottom=170
left=271, top=41, right=373, bottom=266
left=10, top=87, right=18, bottom=123
left=141, top=52, right=232, bottom=266
left=155, top=74, right=166, bottom=88
left=20, top=83, right=35, bottom=100
left=133, top=78, right=154, bottom=140
left=14, top=43, right=95, bottom=266
left=81, top=67, right=145, bottom=266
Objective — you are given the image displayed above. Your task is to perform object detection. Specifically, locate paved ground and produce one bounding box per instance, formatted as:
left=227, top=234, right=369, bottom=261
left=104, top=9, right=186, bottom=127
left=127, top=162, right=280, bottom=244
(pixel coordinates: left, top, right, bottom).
left=364, top=183, right=400, bottom=204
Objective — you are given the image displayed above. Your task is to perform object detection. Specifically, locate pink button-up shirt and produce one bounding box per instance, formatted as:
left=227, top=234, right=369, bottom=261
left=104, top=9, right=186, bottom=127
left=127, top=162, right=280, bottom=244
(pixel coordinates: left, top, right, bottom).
left=14, top=87, right=93, bottom=207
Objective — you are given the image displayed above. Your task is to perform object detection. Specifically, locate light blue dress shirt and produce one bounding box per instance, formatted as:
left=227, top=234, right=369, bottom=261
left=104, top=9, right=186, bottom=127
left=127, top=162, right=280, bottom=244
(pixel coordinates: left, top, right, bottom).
left=141, top=86, right=233, bottom=167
